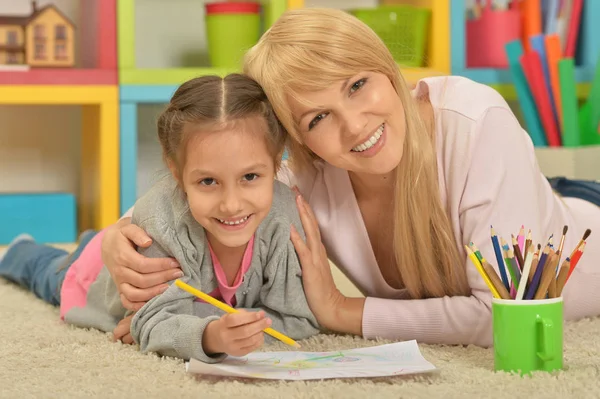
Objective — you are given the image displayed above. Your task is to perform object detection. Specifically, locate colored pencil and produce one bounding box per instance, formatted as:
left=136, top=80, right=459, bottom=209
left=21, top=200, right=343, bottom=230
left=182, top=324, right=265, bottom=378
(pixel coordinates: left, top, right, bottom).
left=535, top=252, right=560, bottom=299
left=490, top=227, right=510, bottom=290
left=568, top=229, right=591, bottom=260
left=524, top=229, right=533, bottom=257
left=555, top=225, right=568, bottom=271
left=525, top=246, right=551, bottom=300
left=512, top=234, right=525, bottom=270
left=174, top=279, right=301, bottom=348
left=528, top=245, right=541, bottom=284
left=502, top=238, right=522, bottom=290
left=517, top=225, right=525, bottom=254
left=465, top=245, right=502, bottom=299
left=567, top=241, right=586, bottom=281
left=516, top=246, right=535, bottom=300
left=556, top=257, right=571, bottom=296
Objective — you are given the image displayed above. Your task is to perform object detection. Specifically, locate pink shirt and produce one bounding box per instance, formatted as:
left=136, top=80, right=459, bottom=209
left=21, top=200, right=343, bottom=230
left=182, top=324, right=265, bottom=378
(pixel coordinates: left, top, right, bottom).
left=59, top=230, right=107, bottom=320
left=201, top=236, right=255, bottom=307
left=278, top=76, right=600, bottom=347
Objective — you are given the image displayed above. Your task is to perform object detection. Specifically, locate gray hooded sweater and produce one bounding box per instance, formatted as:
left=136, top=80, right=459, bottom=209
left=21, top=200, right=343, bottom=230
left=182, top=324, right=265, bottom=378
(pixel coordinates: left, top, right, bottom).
left=65, top=176, right=319, bottom=363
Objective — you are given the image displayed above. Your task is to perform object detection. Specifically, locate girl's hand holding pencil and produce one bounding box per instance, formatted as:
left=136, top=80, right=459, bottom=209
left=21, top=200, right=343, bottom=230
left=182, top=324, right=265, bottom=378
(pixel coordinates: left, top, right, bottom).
left=203, top=310, right=273, bottom=357
left=174, top=279, right=301, bottom=357
left=467, top=225, right=590, bottom=301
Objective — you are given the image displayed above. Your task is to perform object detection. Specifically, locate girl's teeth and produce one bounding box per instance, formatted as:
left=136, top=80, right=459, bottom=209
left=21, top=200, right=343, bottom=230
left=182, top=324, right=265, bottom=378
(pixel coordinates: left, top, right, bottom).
left=352, top=124, right=384, bottom=152
left=219, top=215, right=249, bottom=225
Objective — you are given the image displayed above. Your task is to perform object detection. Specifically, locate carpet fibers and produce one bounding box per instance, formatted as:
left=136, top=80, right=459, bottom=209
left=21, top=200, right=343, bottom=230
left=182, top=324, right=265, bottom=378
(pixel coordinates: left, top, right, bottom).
left=1, top=277, right=600, bottom=399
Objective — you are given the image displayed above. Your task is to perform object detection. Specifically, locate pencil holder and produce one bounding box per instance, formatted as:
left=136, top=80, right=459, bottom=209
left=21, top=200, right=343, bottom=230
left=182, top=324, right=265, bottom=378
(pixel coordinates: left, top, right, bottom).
left=205, top=2, right=261, bottom=68
left=492, top=298, right=563, bottom=375
left=466, top=0, right=521, bottom=68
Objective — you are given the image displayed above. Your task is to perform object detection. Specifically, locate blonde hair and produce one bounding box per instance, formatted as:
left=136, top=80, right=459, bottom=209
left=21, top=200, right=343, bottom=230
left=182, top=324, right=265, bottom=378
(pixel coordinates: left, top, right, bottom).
left=244, top=8, right=470, bottom=299
left=157, top=74, right=286, bottom=181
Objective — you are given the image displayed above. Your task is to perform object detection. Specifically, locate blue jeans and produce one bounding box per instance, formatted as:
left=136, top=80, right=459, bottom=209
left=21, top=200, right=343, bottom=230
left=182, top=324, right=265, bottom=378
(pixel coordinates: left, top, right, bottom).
left=0, top=230, right=97, bottom=306
left=547, top=177, right=600, bottom=207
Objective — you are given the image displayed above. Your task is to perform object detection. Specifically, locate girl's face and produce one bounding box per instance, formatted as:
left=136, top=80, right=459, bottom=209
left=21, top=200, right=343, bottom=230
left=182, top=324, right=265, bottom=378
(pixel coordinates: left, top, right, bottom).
left=179, top=116, right=276, bottom=250
left=289, top=72, right=406, bottom=176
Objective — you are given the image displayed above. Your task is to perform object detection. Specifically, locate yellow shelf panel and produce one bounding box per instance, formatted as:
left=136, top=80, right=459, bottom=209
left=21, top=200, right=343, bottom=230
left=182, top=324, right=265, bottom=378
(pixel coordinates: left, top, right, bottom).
left=0, top=85, right=118, bottom=105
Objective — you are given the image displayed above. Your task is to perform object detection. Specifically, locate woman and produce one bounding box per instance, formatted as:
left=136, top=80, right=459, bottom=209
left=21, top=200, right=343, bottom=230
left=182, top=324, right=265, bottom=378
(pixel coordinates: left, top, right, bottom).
left=103, top=8, right=600, bottom=347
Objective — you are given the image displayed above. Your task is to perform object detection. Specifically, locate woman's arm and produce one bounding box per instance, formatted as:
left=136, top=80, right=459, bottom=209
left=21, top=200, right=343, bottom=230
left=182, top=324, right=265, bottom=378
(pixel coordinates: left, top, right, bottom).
left=292, top=106, right=561, bottom=347
left=101, top=216, right=183, bottom=310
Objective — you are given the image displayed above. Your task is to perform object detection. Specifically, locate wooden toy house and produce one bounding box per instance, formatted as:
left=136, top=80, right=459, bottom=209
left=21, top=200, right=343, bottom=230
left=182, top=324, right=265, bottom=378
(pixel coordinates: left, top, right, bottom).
left=0, top=1, right=75, bottom=68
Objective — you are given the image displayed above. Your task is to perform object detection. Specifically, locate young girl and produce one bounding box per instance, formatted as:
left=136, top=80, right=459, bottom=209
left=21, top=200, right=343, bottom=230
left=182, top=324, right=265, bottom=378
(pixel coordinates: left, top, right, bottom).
left=102, top=8, right=600, bottom=348
left=0, top=74, right=319, bottom=362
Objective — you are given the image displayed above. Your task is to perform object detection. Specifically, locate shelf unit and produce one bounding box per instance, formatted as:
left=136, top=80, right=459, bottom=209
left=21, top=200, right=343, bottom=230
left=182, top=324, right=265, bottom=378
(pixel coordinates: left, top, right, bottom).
left=117, top=0, right=292, bottom=213
left=450, top=0, right=600, bottom=99
left=0, top=0, right=119, bottom=244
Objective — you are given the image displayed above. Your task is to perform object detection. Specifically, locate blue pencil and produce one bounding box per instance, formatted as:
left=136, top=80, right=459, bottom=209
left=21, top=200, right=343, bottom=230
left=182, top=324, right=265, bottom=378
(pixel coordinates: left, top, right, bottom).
left=490, top=226, right=510, bottom=290
left=525, top=246, right=551, bottom=300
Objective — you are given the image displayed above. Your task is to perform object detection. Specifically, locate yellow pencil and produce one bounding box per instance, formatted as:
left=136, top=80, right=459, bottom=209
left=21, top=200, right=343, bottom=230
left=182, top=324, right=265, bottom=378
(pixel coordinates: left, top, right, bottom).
left=465, top=245, right=501, bottom=299
left=174, top=279, right=301, bottom=348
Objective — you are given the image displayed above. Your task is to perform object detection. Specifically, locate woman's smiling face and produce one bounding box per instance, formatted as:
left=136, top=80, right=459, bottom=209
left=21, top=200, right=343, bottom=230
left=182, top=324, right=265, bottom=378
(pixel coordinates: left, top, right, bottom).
left=289, top=71, right=406, bottom=175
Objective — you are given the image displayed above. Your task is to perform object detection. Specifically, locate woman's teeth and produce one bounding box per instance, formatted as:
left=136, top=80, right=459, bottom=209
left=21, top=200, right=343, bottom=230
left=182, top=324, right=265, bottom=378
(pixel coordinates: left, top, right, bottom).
left=352, top=124, right=384, bottom=152
left=218, top=215, right=249, bottom=225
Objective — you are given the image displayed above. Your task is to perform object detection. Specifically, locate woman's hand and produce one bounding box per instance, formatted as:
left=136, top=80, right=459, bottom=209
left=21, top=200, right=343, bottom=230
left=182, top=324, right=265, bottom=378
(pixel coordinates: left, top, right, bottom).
left=289, top=191, right=348, bottom=331
left=101, top=217, right=183, bottom=311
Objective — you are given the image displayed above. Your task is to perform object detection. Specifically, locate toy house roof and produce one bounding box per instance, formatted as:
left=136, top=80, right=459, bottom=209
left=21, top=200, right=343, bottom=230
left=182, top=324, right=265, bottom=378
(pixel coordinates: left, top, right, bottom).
left=0, top=2, right=75, bottom=28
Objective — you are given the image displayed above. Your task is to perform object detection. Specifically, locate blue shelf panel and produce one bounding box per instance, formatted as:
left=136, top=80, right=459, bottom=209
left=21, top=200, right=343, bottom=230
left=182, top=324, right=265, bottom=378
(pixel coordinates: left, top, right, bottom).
left=454, top=66, right=593, bottom=85
left=0, top=193, right=77, bottom=245
left=120, top=85, right=178, bottom=104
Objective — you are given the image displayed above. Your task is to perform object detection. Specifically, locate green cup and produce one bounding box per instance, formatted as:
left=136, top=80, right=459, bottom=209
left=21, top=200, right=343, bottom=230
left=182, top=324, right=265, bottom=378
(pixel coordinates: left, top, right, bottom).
left=492, top=297, right=564, bottom=375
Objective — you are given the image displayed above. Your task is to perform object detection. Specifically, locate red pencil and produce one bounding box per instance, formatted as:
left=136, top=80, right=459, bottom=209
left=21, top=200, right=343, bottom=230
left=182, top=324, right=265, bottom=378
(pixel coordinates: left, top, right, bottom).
left=520, top=51, right=562, bottom=146
left=566, top=241, right=586, bottom=280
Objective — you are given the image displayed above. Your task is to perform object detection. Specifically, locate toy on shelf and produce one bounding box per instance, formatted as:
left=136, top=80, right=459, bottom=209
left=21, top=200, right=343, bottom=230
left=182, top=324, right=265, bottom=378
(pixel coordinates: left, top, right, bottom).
left=205, top=2, right=261, bottom=69
left=0, top=1, right=75, bottom=70
left=466, top=0, right=520, bottom=68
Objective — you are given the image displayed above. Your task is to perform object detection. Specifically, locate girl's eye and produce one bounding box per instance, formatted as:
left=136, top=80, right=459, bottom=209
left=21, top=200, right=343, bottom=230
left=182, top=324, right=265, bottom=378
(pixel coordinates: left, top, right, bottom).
left=199, top=178, right=216, bottom=186
left=308, top=112, right=328, bottom=131
left=350, top=78, right=367, bottom=94
left=243, top=173, right=259, bottom=182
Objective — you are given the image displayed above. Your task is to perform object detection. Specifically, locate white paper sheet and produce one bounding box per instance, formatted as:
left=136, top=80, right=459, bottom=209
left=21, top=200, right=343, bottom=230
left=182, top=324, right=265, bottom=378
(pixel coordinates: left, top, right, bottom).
left=186, top=340, right=437, bottom=380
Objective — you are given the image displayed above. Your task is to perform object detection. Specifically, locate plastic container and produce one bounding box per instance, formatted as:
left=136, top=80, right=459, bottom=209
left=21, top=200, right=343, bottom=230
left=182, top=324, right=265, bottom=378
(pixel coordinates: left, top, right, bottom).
left=350, top=6, right=431, bottom=68
left=466, top=0, right=521, bottom=68
left=205, top=2, right=261, bottom=68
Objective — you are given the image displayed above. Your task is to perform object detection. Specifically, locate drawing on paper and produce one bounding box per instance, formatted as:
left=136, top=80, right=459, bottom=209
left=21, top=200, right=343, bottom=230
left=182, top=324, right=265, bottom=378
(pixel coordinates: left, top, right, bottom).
left=186, top=340, right=438, bottom=381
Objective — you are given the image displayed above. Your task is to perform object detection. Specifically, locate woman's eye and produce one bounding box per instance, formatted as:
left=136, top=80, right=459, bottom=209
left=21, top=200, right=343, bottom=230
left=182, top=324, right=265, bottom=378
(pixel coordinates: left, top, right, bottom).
left=350, top=78, right=367, bottom=94
left=308, top=112, right=327, bottom=130
left=243, top=173, right=258, bottom=182
left=199, top=178, right=216, bottom=186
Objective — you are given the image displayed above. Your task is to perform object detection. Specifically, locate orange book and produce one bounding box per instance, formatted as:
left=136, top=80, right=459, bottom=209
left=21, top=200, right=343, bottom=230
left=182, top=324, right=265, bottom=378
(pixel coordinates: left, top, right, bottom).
left=545, top=35, right=563, bottom=129
left=520, top=0, right=542, bottom=52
